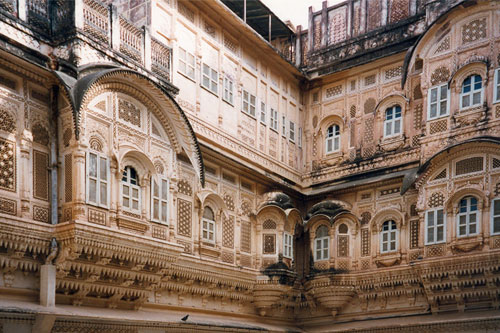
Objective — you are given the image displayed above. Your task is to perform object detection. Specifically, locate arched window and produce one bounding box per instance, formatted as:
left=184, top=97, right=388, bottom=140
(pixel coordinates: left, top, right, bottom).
left=384, top=105, right=402, bottom=137
left=457, top=196, right=479, bottom=237
left=337, top=223, right=349, bottom=257
left=202, top=207, right=216, bottom=243
left=314, top=225, right=329, bottom=261
left=122, top=166, right=140, bottom=213
left=380, top=220, right=397, bottom=253
left=460, top=75, right=482, bottom=109
left=325, top=125, right=340, bottom=154
left=338, top=223, right=348, bottom=234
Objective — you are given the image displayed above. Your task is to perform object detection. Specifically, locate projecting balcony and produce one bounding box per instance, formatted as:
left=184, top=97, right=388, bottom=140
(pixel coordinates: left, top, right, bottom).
left=0, top=0, right=173, bottom=85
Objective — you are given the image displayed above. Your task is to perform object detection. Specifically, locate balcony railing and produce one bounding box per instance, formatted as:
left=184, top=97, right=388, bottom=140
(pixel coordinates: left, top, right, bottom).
left=0, top=0, right=172, bottom=84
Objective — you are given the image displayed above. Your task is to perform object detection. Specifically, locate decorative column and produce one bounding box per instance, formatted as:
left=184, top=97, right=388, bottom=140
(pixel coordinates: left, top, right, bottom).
left=72, top=146, right=86, bottom=220
left=19, top=136, right=31, bottom=218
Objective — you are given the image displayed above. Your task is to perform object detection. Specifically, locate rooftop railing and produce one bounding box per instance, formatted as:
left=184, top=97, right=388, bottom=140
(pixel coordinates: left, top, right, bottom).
left=0, top=0, right=172, bottom=83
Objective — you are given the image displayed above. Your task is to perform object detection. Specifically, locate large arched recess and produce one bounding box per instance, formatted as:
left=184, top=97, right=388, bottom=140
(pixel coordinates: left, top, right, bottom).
left=53, top=66, right=205, bottom=186
left=401, top=136, right=500, bottom=193
left=401, top=0, right=484, bottom=88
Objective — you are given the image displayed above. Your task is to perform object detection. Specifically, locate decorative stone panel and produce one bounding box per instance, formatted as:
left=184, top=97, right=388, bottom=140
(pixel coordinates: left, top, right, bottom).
left=88, top=208, right=106, bottom=225
left=433, top=169, right=447, bottom=180
left=222, top=214, right=234, bottom=248
left=178, top=2, right=195, bottom=23
left=33, top=150, right=49, bottom=201
left=33, top=205, right=49, bottom=223
left=384, top=66, right=402, bottom=80
left=241, top=221, right=251, bottom=253
left=364, top=98, right=376, bottom=114
left=462, top=18, right=487, bottom=44
left=0, top=197, right=16, bottom=215
left=435, top=36, right=450, bottom=54
left=313, top=15, right=321, bottom=49
left=429, top=119, right=447, bottom=134
left=413, top=104, right=423, bottom=129
left=0, top=138, right=15, bottom=192
left=325, top=85, right=343, bottom=99
left=361, top=212, right=371, bottom=225
left=337, top=235, right=349, bottom=257
left=0, top=109, right=15, bottom=133
left=328, top=6, right=347, bottom=45
left=366, top=0, right=382, bottom=31
left=64, top=154, right=72, bottom=202
left=152, top=225, right=167, bottom=240
left=32, top=123, right=49, bottom=146
left=263, top=234, right=275, bottom=254
left=223, top=193, right=235, bottom=211
left=240, top=254, right=252, bottom=267
left=336, top=259, right=350, bottom=271
left=360, top=259, right=370, bottom=270
left=221, top=250, right=234, bottom=264
left=350, top=105, right=356, bottom=118
left=430, top=66, right=450, bottom=85
left=361, top=228, right=370, bottom=256
left=118, top=99, right=141, bottom=127
left=263, top=219, right=276, bottom=229
left=178, top=240, right=192, bottom=254
left=413, top=84, right=422, bottom=100
left=429, top=192, right=444, bottom=208
left=410, top=220, right=419, bottom=249
left=456, top=157, right=483, bottom=175
left=389, top=0, right=409, bottom=23
left=493, top=158, right=500, bottom=169
left=178, top=179, right=192, bottom=196
left=177, top=199, right=192, bottom=237
left=426, top=244, right=445, bottom=257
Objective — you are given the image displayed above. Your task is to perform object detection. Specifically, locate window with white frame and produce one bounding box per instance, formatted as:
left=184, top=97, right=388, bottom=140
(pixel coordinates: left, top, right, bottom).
left=283, top=232, right=293, bottom=259
left=325, top=124, right=340, bottom=153
left=460, top=75, right=483, bottom=109
left=86, top=151, right=109, bottom=208
left=178, top=47, right=195, bottom=80
left=298, top=127, right=302, bottom=148
left=492, top=198, right=500, bottom=235
left=428, top=84, right=449, bottom=119
left=270, top=108, right=278, bottom=131
left=122, top=166, right=141, bottom=213
left=425, top=208, right=445, bottom=244
left=384, top=105, right=402, bottom=137
left=457, top=196, right=479, bottom=237
left=282, top=114, right=286, bottom=137
left=380, top=220, right=397, bottom=253
left=223, top=76, right=234, bottom=104
left=202, top=64, right=218, bottom=94
left=260, top=101, right=266, bottom=124
left=314, top=225, right=329, bottom=261
left=289, top=121, right=295, bottom=142
left=494, top=69, right=500, bottom=103
left=242, top=89, right=256, bottom=117
left=202, top=206, right=216, bottom=243
left=151, top=177, right=168, bottom=224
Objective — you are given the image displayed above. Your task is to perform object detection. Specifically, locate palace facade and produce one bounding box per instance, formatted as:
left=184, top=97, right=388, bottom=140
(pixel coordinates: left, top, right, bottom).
left=0, top=0, right=500, bottom=331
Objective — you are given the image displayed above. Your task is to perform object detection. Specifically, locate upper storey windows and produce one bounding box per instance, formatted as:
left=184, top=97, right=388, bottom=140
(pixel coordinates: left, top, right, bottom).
left=86, top=152, right=109, bottom=208
left=384, top=105, right=402, bottom=138
left=179, top=47, right=195, bottom=80
left=428, top=84, right=449, bottom=119
left=457, top=196, right=479, bottom=237
left=122, top=166, right=141, bottom=214
left=460, top=75, right=483, bottom=109
left=325, top=125, right=340, bottom=154
left=202, top=64, right=218, bottom=95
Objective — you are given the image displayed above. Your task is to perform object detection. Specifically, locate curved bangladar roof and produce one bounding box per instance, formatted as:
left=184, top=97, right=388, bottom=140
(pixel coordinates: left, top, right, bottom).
left=401, top=136, right=500, bottom=194
left=304, top=200, right=350, bottom=223
left=401, top=0, right=474, bottom=89
left=53, top=67, right=205, bottom=187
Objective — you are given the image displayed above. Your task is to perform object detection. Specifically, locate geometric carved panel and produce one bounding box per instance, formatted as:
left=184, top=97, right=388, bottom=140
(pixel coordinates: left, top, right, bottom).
left=337, top=235, right=349, bottom=257
left=222, top=214, right=234, bottom=248
left=0, top=138, right=15, bottom=192
left=33, top=150, right=49, bottom=201
left=33, top=205, right=49, bottom=223
left=177, top=199, right=192, bottom=237
left=263, top=234, right=275, bottom=254
left=462, top=18, right=487, bottom=44
left=361, top=228, right=370, bottom=257
left=410, top=220, right=419, bottom=249
left=0, top=197, right=16, bottom=215
left=241, top=221, right=251, bottom=253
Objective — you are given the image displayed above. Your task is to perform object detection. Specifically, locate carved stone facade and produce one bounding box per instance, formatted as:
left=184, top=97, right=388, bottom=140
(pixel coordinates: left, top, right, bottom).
left=0, top=0, right=500, bottom=332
